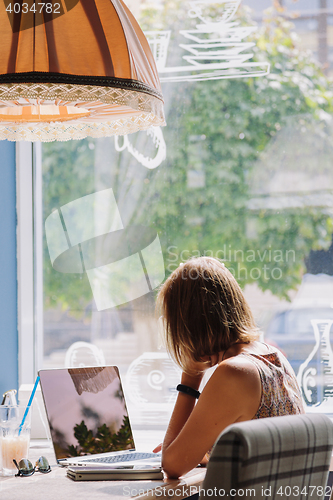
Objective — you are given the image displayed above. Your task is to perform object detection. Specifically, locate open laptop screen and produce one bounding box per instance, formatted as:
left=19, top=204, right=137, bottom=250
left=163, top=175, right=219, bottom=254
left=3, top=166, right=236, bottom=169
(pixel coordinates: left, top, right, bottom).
left=39, top=366, right=135, bottom=460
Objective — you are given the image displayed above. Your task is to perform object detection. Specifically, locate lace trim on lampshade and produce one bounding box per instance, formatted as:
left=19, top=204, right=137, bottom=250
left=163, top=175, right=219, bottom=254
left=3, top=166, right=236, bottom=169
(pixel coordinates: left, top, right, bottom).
left=0, top=82, right=165, bottom=114
left=0, top=73, right=163, bottom=102
left=0, top=82, right=166, bottom=141
left=0, top=113, right=165, bottom=142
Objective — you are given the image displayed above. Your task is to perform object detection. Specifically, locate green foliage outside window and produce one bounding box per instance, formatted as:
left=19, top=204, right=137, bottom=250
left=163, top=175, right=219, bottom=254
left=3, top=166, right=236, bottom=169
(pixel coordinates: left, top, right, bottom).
left=42, top=2, right=333, bottom=311
left=139, top=3, right=333, bottom=299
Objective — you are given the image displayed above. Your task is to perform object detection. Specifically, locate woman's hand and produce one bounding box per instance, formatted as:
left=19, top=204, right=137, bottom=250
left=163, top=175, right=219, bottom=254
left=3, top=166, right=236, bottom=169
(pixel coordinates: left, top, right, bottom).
left=184, top=359, right=209, bottom=376
left=153, top=443, right=162, bottom=453
left=186, top=351, right=225, bottom=374
left=206, top=351, right=225, bottom=368
left=181, top=351, right=225, bottom=389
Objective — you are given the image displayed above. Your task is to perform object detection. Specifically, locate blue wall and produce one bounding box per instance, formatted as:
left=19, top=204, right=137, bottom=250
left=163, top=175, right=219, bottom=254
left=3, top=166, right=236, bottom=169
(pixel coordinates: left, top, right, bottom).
left=0, top=142, right=17, bottom=400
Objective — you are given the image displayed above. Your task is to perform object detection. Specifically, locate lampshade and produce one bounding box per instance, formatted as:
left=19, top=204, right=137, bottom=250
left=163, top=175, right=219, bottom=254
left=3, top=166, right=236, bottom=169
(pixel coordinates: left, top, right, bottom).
left=0, top=0, right=165, bottom=141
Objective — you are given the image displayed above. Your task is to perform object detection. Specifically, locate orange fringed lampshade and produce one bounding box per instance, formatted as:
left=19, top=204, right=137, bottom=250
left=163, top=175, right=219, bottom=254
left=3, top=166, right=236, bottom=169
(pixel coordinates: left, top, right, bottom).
left=0, top=0, right=165, bottom=141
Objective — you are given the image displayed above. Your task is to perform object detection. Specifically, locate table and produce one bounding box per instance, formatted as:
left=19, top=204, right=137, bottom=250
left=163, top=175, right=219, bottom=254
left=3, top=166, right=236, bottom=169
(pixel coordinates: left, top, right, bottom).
left=0, top=440, right=206, bottom=500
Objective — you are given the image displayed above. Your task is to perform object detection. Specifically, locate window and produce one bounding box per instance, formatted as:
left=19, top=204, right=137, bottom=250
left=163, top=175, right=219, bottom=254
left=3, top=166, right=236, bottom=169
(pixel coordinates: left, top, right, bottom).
left=18, top=0, right=333, bottom=420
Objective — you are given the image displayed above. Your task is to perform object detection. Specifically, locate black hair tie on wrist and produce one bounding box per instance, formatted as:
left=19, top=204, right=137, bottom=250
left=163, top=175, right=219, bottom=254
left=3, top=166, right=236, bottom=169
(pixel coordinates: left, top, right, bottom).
left=176, top=384, right=200, bottom=399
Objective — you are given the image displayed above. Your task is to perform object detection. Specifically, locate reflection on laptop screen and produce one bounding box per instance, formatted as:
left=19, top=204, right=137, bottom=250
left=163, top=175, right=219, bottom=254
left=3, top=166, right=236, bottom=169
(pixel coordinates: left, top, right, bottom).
left=39, top=366, right=135, bottom=460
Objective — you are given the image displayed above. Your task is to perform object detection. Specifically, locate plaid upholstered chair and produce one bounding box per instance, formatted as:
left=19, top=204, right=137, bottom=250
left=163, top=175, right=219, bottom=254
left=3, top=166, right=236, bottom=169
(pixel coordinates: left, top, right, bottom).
left=200, top=413, right=333, bottom=500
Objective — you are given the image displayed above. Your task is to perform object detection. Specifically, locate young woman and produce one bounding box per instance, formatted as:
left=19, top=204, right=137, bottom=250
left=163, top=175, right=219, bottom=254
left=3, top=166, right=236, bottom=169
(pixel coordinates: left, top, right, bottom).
left=155, top=257, right=304, bottom=479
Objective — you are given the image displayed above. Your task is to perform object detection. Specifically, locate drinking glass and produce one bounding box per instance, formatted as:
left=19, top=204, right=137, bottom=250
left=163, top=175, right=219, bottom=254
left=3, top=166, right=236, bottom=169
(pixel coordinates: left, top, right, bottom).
left=0, top=406, right=31, bottom=476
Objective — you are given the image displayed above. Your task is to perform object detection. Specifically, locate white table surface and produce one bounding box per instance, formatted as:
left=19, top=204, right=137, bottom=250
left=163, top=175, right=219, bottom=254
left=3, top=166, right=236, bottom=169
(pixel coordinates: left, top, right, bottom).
left=0, top=436, right=206, bottom=500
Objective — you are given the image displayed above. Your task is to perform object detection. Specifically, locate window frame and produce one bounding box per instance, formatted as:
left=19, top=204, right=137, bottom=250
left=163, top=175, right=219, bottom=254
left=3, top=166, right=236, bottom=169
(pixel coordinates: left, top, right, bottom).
left=16, top=141, right=43, bottom=386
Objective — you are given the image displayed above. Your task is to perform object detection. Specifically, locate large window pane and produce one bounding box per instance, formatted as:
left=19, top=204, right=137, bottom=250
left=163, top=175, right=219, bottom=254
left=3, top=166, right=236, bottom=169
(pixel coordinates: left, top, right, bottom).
left=39, top=0, right=333, bottom=420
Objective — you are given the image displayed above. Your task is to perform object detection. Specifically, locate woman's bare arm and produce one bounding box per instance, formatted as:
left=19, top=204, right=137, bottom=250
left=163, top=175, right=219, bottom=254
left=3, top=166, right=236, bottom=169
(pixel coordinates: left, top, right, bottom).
left=162, top=369, right=203, bottom=452
left=161, top=359, right=261, bottom=478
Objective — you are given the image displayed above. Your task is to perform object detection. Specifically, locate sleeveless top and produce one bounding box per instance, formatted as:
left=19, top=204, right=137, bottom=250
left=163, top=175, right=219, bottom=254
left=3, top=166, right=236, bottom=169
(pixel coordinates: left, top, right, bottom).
left=204, top=347, right=304, bottom=460
left=240, top=349, right=304, bottom=418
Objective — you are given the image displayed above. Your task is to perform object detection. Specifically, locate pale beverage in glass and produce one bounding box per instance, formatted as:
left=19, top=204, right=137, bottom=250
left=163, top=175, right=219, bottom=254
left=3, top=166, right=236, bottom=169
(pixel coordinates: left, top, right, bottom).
left=0, top=406, right=31, bottom=476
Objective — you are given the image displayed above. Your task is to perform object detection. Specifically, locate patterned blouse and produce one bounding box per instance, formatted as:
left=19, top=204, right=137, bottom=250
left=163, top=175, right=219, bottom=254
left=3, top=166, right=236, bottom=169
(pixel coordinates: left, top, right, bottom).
left=240, top=349, right=305, bottom=418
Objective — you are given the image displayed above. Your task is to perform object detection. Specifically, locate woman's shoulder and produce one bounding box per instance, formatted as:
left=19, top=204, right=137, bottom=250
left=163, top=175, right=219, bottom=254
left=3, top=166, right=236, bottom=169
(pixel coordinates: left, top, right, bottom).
left=213, top=352, right=262, bottom=390
left=203, top=354, right=262, bottom=421
left=211, top=342, right=269, bottom=394
left=221, top=340, right=275, bottom=366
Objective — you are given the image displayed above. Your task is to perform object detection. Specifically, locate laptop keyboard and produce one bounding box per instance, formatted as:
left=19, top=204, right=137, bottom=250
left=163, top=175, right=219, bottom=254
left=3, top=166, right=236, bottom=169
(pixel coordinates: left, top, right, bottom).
left=80, top=452, right=159, bottom=464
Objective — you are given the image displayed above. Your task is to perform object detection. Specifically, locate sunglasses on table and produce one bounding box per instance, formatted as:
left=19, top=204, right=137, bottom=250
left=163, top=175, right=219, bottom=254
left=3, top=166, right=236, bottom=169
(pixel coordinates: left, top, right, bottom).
left=13, top=456, right=51, bottom=476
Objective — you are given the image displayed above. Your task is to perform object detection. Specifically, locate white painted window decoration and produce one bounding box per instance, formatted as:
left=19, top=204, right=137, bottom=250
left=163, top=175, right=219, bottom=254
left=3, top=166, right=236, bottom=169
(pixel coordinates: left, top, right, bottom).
left=116, top=0, right=269, bottom=174
left=114, top=126, right=167, bottom=170
left=146, top=0, right=270, bottom=83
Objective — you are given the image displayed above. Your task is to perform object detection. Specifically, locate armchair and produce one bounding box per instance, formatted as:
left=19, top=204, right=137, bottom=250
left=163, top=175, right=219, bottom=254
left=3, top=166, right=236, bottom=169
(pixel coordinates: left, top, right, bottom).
left=200, top=413, right=333, bottom=500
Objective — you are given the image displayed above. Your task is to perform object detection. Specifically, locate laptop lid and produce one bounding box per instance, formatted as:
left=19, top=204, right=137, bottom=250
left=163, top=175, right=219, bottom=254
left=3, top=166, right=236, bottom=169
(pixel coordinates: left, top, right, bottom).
left=39, top=366, right=136, bottom=463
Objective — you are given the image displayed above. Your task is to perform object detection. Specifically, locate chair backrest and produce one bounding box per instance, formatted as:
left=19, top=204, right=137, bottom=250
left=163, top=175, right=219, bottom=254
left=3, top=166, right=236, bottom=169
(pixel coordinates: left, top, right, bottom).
left=200, top=413, right=333, bottom=500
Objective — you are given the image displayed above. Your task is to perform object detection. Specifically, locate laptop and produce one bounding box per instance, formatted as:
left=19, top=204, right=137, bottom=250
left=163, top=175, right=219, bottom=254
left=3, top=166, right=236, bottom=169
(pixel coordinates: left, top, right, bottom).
left=38, top=366, right=161, bottom=467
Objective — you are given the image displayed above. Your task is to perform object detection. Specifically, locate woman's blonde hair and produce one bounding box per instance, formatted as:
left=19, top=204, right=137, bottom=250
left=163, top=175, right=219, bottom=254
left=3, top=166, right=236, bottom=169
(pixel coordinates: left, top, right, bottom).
left=157, top=256, right=259, bottom=372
